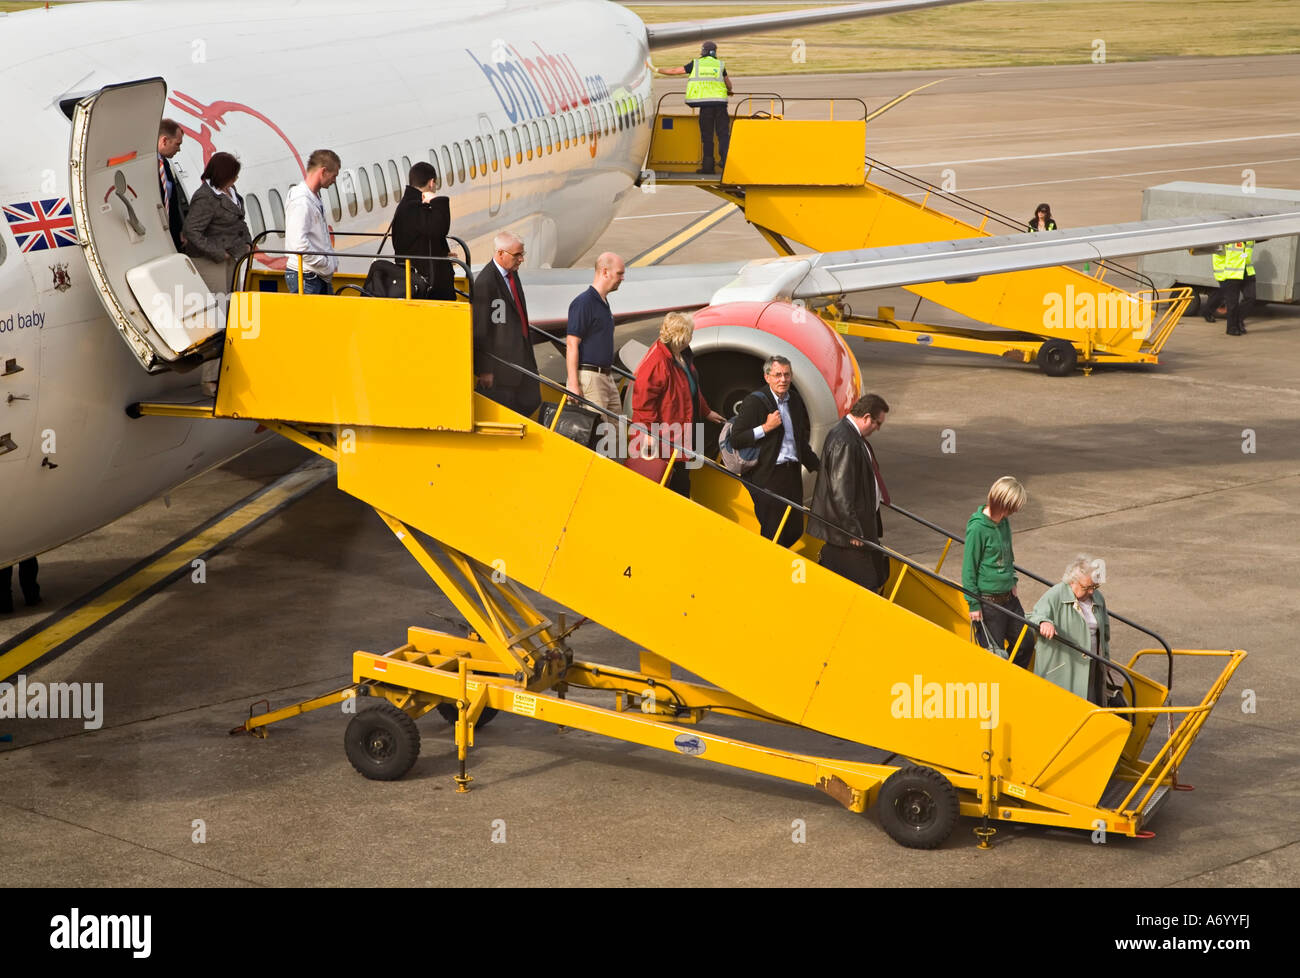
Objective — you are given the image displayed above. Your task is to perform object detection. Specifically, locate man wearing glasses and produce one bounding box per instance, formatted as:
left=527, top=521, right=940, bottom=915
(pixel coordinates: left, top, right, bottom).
left=473, top=231, right=541, bottom=418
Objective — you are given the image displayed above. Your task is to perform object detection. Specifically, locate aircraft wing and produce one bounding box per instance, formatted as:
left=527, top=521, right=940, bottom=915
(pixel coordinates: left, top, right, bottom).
left=646, top=0, right=976, bottom=50
left=513, top=261, right=749, bottom=327
left=707, top=211, right=1300, bottom=303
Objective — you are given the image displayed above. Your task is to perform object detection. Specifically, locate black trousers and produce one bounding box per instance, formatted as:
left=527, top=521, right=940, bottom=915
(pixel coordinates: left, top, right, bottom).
left=977, top=594, right=1034, bottom=668
left=819, top=543, right=884, bottom=593
left=1, top=556, right=40, bottom=608
left=748, top=462, right=804, bottom=548
left=698, top=103, right=731, bottom=173
left=1223, top=275, right=1256, bottom=334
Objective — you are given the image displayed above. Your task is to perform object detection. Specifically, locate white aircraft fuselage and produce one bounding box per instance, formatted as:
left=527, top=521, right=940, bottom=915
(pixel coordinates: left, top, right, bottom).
left=0, top=0, right=653, bottom=566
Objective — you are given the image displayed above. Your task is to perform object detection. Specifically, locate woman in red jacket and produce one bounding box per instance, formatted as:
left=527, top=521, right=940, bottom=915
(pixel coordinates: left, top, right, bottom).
left=627, top=312, right=725, bottom=497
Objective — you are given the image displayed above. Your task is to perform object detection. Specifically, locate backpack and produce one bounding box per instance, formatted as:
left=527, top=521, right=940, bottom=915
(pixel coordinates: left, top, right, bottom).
left=718, top=391, right=767, bottom=475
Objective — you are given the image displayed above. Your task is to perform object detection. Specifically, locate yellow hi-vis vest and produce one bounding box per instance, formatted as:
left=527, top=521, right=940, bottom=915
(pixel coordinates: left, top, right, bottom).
left=686, top=56, right=728, bottom=106
left=1216, top=241, right=1255, bottom=281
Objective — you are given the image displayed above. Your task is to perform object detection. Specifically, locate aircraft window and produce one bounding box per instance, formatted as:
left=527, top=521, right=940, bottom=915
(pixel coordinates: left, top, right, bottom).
left=401, top=156, right=412, bottom=181
left=440, top=146, right=453, bottom=187
left=510, top=127, right=522, bottom=163
left=0, top=229, right=7, bottom=267
left=246, top=193, right=266, bottom=238
left=602, top=103, right=612, bottom=136
left=373, top=164, right=388, bottom=208
left=358, top=167, right=374, bottom=212
left=530, top=121, right=543, bottom=156
left=267, top=188, right=285, bottom=241
left=326, top=183, right=342, bottom=222
left=453, top=142, right=466, bottom=182
left=497, top=130, right=508, bottom=169
left=564, top=112, right=574, bottom=147
left=388, top=159, right=401, bottom=194
left=340, top=170, right=358, bottom=217
left=558, top=112, right=568, bottom=148
left=463, top=140, right=475, bottom=178
left=546, top=117, right=557, bottom=153
left=474, top=137, right=487, bottom=175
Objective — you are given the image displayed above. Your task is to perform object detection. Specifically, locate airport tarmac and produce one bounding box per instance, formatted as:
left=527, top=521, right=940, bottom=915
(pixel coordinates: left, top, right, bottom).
left=2, top=57, right=1299, bottom=887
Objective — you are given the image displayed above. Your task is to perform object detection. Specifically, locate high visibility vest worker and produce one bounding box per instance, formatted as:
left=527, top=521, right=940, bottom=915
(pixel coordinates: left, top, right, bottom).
left=686, top=56, right=728, bottom=106
left=1214, top=241, right=1256, bottom=281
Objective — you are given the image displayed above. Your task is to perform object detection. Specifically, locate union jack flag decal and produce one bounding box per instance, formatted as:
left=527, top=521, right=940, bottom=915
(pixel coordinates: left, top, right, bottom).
left=3, top=198, right=79, bottom=252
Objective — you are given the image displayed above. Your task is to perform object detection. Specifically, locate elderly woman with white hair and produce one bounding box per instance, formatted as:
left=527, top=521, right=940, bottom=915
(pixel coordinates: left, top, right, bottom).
left=1028, top=555, right=1112, bottom=703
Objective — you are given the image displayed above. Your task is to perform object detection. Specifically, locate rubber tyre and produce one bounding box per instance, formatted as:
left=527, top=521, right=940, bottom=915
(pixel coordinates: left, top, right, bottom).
left=436, top=702, right=499, bottom=728
left=876, top=765, right=960, bottom=850
left=1183, top=289, right=1201, bottom=317
left=1036, top=338, right=1078, bottom=377
left=344, top=702, right=420, bottom=781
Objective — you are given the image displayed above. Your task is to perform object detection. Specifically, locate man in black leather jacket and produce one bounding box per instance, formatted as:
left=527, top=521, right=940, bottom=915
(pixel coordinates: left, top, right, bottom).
left=807, top=394, right=891, bottom=592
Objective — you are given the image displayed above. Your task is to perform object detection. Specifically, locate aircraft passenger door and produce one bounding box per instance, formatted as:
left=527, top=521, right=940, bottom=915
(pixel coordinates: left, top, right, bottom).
left=68, top=77, right=222, bottom=374
left=477, top=114, right=503, bottom=216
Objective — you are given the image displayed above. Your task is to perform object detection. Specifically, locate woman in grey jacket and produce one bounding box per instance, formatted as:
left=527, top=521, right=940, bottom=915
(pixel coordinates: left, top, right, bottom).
left=183, top=151, right=252, bottom=296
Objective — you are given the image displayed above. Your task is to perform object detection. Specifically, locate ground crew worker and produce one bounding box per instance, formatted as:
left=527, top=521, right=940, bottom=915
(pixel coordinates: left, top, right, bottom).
left=657, top=41, right=733, bottom=175
left=1214, top=240, right=1256, bottom=336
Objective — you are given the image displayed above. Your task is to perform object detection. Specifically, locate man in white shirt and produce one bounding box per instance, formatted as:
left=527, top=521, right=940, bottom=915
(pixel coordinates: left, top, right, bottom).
left=284, top=149, right=341, bottom=295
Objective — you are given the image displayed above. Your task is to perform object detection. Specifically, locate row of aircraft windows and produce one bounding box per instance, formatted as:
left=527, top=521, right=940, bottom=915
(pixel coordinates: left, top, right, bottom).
left=244, top=94, right=647, bottom=239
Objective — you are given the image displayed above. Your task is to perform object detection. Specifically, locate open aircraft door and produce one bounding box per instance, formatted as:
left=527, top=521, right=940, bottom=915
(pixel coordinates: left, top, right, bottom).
left=69, top=78, right=222, bottom=374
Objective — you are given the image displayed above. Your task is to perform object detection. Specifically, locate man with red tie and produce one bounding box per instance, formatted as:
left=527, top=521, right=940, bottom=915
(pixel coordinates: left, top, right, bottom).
left=472, top=231, right=542, bottom=418
left=807, top=394, right=892, bottom=593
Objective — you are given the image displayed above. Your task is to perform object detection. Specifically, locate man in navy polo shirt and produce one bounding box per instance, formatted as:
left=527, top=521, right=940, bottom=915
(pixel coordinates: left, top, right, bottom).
left=565, top=252, right=626, bottom=416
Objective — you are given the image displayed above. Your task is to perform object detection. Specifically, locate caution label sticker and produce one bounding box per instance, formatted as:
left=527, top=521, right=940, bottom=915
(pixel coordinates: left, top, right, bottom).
left=513, top=692, right=537, bottom=717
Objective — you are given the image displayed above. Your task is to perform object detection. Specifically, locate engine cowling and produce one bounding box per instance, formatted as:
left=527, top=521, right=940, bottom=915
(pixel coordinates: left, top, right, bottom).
left=688, top=300, right=861, bottom=467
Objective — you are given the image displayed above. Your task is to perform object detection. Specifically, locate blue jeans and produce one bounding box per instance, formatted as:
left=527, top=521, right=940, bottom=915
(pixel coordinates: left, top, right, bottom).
left=284, top=270, right=330, bottom=295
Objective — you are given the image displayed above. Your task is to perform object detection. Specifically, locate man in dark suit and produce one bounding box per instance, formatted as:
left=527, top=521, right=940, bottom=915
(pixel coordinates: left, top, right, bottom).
left=157, top=119, right=187, bottom=251
left=728, top=355, right=819, bottom=547
left=472, top=231, right=542, bottom=418
left=808, top=394, right=891, bottom=592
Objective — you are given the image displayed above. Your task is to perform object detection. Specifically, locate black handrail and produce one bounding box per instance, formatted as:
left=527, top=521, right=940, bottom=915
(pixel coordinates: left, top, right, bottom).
left=484, top=353, right=1138, bottom=712
left=885, top=501, right=1174, bottom=691
left=231, top=244, right=473, bottom=301
left=250, top=228, right=472, bottom=269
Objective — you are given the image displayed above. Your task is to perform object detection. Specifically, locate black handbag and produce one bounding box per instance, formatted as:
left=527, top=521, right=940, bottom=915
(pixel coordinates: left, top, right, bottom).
left=538, top=400, right=604, bottom=449
left=362, top=259, right=432, bottom=299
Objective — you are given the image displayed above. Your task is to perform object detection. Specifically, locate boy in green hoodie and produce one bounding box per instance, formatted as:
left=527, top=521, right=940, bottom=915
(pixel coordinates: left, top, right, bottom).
left=962, top=476, right=1033, bottom=667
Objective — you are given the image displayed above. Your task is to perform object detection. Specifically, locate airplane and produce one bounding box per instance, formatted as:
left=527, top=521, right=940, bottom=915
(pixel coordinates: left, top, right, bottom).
left=1, top=0, right=1295, bottom=577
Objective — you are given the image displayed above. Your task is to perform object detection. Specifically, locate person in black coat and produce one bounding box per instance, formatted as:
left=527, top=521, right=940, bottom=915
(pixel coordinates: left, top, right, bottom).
left=727, top=355, right=819, bottom=548
left=391, top=161, right=454, bottom=300
left=807, top=394, right=891, bottom=592
left=472, top=231, right=541, bottom=418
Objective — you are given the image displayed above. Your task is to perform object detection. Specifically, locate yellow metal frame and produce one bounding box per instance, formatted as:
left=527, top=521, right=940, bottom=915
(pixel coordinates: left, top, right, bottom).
left=648, top=107, right=1195, bottom=371
left=187, top=216, right=1243, bottom=846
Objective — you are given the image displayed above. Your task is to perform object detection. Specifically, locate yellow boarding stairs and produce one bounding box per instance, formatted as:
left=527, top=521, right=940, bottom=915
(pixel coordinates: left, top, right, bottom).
left=646, top=95, right=1193, bottom=376
left=135, top=263, right=1243, bottom=849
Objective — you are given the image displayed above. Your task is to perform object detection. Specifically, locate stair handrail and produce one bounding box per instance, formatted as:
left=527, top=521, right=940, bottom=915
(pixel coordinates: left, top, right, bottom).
left=885, top=501, right=1174, bottom=690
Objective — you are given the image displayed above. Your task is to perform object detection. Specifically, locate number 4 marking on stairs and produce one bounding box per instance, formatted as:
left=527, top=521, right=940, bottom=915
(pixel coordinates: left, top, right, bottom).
left=623, top=566, right=632, bottom=578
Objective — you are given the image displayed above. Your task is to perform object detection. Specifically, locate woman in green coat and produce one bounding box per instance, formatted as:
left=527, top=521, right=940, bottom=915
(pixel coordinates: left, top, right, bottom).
left=1028, top=555, right=1111, bottom=703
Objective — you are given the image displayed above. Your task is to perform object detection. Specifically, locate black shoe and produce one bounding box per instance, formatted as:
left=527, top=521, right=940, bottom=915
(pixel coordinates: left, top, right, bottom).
left=1203, top=313, right=1216, bottom=323
left=1239, top=324, right=1247, bottom=334
left=23, top=593, right=41, bottom=608
left=1226, top=327, right=1242, bottom=335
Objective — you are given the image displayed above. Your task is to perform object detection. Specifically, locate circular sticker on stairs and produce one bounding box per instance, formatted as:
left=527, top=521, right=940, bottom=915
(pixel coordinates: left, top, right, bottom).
left=674, top=734, right=706, bottom=756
